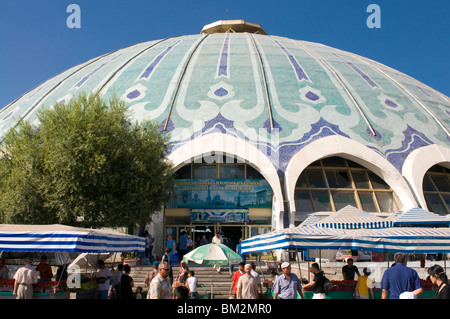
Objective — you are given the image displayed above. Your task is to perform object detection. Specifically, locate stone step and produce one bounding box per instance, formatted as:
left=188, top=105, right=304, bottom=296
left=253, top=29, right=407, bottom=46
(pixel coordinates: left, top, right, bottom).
left=125, top=261, right=278, bottom=299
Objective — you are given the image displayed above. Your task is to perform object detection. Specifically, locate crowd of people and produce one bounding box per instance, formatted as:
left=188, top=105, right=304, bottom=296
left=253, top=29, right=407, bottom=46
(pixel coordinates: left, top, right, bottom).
left=1, top=244, right=449, bottom=300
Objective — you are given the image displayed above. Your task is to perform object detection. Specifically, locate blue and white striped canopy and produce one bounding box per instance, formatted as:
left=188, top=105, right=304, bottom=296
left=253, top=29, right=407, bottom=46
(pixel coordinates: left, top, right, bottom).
left=0, top=224, right=145, bottom=253
left=314, top=205, right=393, bottom=229
left=386, top=208, right=450, bottom=227
left=241, top=224, right=450, bottom=254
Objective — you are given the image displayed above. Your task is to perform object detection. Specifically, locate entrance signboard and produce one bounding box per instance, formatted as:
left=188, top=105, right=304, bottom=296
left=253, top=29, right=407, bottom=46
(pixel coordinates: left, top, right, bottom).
left=169, top=179, right=272, bottom=209
left=190, top=208, right=249, bottom=223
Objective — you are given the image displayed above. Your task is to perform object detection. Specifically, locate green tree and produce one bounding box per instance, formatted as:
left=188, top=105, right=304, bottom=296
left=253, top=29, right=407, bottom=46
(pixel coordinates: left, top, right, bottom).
left=0, top=93, right=174, bottom=229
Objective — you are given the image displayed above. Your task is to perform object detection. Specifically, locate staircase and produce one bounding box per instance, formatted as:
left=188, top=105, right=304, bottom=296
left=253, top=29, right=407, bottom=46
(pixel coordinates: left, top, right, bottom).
left=129, top=261, right=277, bottom=299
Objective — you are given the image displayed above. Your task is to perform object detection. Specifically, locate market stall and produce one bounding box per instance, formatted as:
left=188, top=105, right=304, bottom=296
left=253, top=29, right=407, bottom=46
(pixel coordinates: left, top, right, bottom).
left=242, top=205, right=450, bottom=298
left=386, top=207, right=450, bottom=228
left=241, top=206, right=450, bottom=254
left=0, top=224, right=145, bottom=299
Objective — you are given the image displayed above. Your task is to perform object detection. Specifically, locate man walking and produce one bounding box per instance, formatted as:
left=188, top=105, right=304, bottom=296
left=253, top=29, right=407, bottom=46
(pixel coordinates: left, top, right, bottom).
left=149, top=262, right=173, bottom=299
left=13, top=258, right=38, bottom=299
left=272, top=262, right=304, bottom=299
left=96, top=259, right=113, bottom=299
left=236, top=264, right=259, bottom=299
left=381, top=253, right=423, bottom=299
left=229, top=262, right=245, bottom=299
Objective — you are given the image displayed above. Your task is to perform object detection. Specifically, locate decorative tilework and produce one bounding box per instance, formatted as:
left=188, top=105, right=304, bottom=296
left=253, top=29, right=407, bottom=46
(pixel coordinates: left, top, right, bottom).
left=1, top=33, right=448, bottom=178
left=139, top=40, right=182, bottom=80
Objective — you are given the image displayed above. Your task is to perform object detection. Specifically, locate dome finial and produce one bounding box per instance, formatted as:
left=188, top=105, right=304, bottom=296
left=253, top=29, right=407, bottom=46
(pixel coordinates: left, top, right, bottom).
left=201, top=20, right=267, bottom=35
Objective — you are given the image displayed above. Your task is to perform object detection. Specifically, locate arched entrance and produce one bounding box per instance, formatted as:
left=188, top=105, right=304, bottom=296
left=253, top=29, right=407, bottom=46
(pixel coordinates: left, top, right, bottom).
left=163, top=133, right=282, bottom=259
left=165, top=153, right=274, bottom=254
left=285, top=135, right=418, bottom=227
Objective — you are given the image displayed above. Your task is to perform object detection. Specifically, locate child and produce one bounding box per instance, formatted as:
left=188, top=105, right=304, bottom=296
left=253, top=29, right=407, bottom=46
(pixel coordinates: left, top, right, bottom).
left=187, top=271, right=200, bottom=299
left=355, top=268, right=374, bottom=299
left=135, top=286, right=143, bottom=299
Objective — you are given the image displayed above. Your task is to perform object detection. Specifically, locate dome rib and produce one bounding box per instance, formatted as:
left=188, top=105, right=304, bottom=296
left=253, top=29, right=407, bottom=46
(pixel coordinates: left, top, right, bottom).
left=248, top=34, right=274, bottom=131
left=163, top=34, right=210, bottom=131
left=294, top=40, right=377, bottom=136
left=365, top=61, right=450, bottom=137
left=97, top=37, right=171, bottom=98
left=0, top=51, right=116, bottom=143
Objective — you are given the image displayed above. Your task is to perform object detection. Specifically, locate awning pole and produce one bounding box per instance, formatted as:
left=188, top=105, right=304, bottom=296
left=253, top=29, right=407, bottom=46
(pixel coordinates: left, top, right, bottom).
left=296, top=248, right=302, bottom=280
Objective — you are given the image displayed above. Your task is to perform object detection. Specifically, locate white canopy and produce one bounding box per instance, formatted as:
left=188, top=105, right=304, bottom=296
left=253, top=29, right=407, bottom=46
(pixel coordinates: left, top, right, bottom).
left=242, top=205, right=450, bottom=254
left=241, top=225, right=450, bottom=254
left=0, top=224, right=145, bottom=253
left=386, top=207, right=450, bottom=227
left=314, top=205, right=393, bottom=229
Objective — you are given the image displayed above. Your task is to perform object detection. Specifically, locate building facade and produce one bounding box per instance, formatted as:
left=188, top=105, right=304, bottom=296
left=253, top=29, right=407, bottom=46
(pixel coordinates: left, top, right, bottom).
left=1, top=21, right=449, bottom=258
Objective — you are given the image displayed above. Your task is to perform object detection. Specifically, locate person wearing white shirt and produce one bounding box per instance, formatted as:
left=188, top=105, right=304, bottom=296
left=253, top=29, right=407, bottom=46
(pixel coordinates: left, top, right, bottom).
left=250, top=262, right=263, bottom=295
left=212, top=232, right=224, bottom=272
left=187, top=270, right=200, bottom=299
left=96, top=260, right=113, bottom=299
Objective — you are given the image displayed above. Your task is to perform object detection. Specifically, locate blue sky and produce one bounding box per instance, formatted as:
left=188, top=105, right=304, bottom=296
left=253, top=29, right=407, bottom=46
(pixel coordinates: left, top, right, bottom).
left=0, top=0, right=449, bottom=108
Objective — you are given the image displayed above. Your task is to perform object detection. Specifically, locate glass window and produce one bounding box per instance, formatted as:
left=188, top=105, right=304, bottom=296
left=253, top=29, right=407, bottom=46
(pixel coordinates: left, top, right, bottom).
left=428, top=165, right=444, bottom=173
left=358, top=192, right=377, bottom=212
left=294, top=158, right=397, bottom=213
left=352, top=171, right=370, bottom=189
left=311, top=191, right=332, bottom=211
left=219, top=164, right=245, bottom=179
left=165, top=227, right=177, bottom=238
left=430, top=175, right=450, bottom=191
left=442, top=194, right=450, bottom=214
left=368, top=172, right=390, bottom=189
left=347, top=160, right=364, bottom=168
left=322, top=157, right=346, bottom=167
left=309, top=160, right=321, bottom=167
left=250, top=227, right=260, bottom=237
left=375, top=192, right=396, bottom=213
left=296, top=172, right=309, bottom=188
left=326, top=170, right=352, bottom=189
left=295, top=191, right=314, bottom=212
left=193, top=164, right=216, bottom=179
left=422, top=175, right=436, bottom=192
left=246, top=165, right=263, bottom=179
left=425, top=194, right=448, bottom=215
left=174, top=165, right=191, bottom=179
left=331, top=191, right=357, bottom=210
left=306, top=170, right=326, bottom=188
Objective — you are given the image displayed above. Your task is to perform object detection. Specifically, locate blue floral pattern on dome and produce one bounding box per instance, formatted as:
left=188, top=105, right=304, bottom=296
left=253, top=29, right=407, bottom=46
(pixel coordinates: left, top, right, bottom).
left=1, top=32, right=448, bottom=177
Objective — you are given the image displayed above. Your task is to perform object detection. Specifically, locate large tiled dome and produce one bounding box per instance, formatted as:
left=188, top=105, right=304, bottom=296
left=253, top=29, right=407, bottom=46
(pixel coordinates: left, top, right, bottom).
left=1, top=21, right=449, bottom=227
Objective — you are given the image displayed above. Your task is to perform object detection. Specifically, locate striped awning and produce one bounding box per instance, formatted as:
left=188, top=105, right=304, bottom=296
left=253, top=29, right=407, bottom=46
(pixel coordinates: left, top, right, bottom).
left=0, top=224, right=145, bottom=253
left=241, top=225, right=450, bottom=254
left=386, top=207, right=450, bottom=227
left=314, top=205, right=393, bottom=229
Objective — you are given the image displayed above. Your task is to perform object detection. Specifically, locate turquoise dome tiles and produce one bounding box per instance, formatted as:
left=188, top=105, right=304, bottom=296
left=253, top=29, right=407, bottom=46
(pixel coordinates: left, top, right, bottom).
left=1, top=33, right=449, bottom=174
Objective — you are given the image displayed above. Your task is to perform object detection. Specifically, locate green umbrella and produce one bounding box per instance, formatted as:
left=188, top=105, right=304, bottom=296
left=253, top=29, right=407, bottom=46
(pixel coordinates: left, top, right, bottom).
left=183, top=243, right=243, bottom=298
left=183, top=243, right=243, bottom=265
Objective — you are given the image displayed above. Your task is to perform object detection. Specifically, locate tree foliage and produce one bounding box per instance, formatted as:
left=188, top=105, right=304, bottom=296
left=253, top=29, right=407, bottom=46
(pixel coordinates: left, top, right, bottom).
left=0, top=93, right=174, bottom=229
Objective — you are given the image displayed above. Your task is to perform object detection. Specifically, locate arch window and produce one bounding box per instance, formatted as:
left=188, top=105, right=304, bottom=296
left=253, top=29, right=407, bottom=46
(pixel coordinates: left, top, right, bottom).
left=423, top=165, right=450, bottom=215
left=295, top=157, right=398, bottom=214
left=174, top=153, right=264, bottom=180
